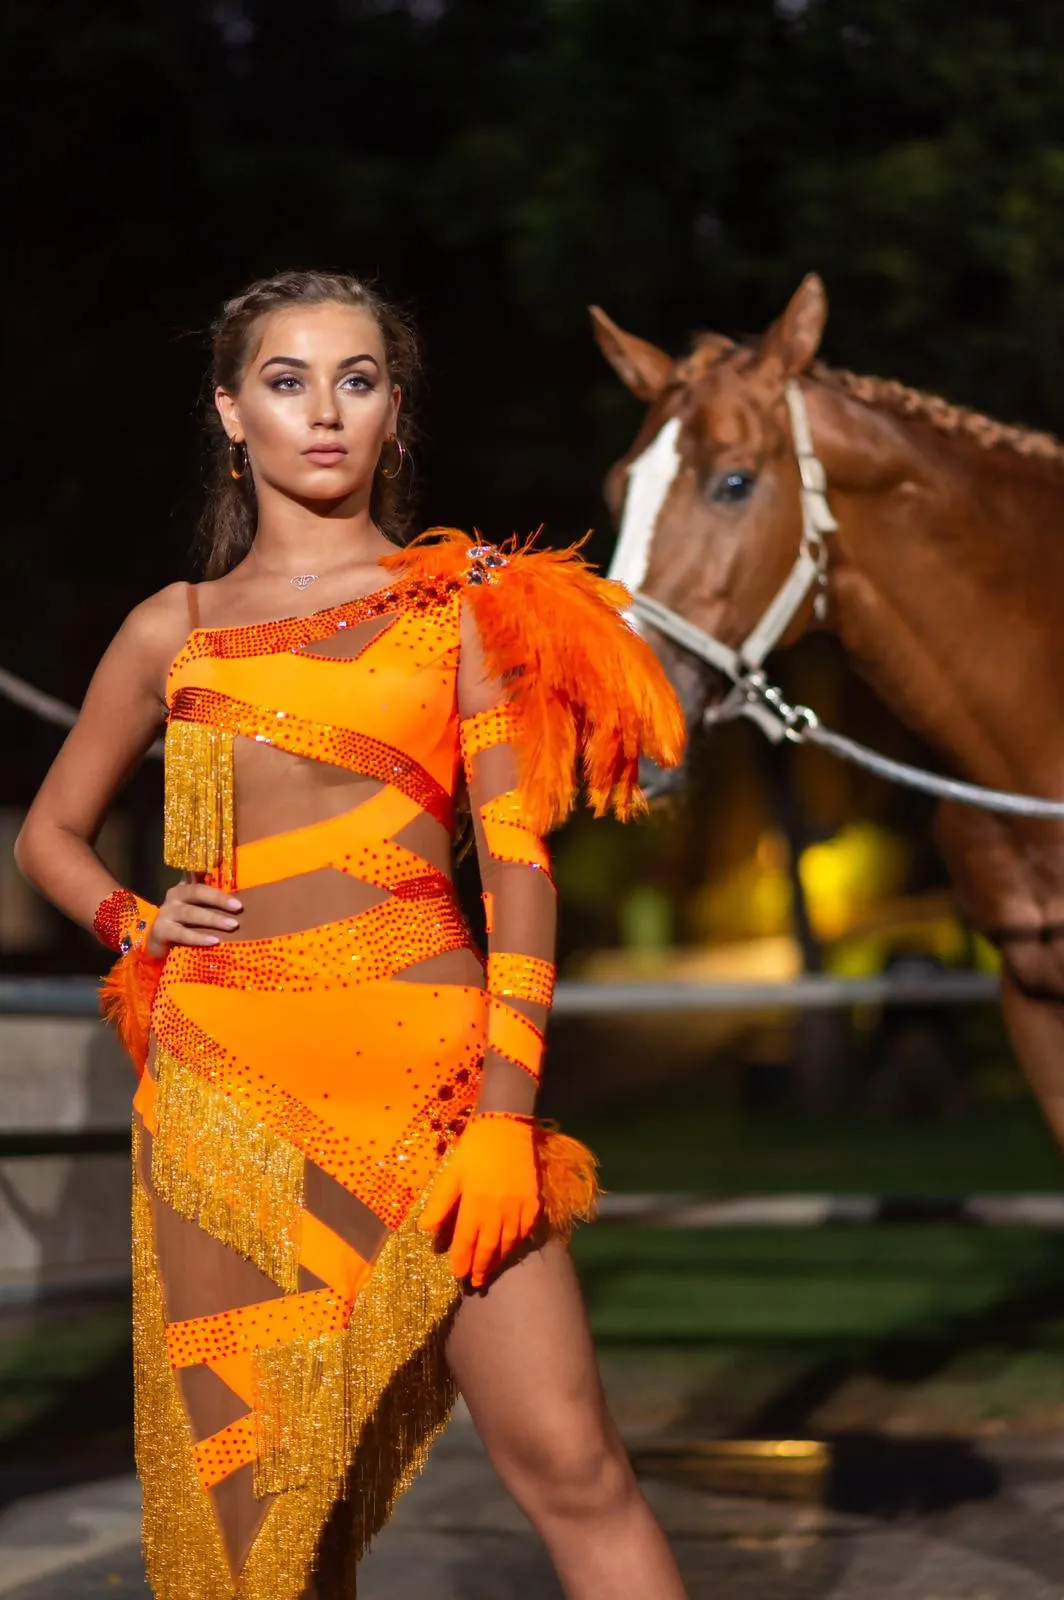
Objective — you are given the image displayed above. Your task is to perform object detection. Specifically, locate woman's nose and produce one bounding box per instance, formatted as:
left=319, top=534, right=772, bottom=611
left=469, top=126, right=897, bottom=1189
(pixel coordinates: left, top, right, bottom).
left=309, top=382, right=341, bottom=426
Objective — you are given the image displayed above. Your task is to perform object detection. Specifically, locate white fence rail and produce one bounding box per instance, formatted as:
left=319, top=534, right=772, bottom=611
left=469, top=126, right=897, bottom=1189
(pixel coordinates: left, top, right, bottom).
left=0, top=970, right=999, bottom=1018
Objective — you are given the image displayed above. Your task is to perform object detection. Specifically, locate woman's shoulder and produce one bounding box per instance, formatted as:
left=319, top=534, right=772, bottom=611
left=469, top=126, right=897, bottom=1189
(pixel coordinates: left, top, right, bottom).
left=118, top=582, right=194, bottom=656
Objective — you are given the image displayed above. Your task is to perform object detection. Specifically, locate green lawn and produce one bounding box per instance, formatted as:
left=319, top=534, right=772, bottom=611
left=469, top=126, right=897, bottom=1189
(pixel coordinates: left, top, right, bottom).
left=559, top=1037, right=1064, bottom=1197
left=0, top=1298, right=131, bottom=1453
left=5, top=1026, right=1064, bottom=1462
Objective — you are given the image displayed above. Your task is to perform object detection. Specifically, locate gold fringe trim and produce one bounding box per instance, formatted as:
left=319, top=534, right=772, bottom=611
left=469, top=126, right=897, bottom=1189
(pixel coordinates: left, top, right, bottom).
left=152, top=1043, right=304, bottom=1292
left=164, top=718, right=236, bottom=890
left=134, top=1118, right=461, bottom=1599
left=252, top=1191, right=460, bottom=1499
left=133, top=1120, right=236, bottom=1598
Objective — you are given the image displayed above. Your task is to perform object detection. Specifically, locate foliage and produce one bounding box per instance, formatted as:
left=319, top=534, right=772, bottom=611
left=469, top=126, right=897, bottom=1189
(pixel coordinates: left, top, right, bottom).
left=7, top=0, right=1064, bottom=777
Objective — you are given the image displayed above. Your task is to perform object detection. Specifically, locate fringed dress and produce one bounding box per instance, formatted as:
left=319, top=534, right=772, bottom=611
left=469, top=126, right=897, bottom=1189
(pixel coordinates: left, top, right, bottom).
left=104, top=530, right=685, bottom=1598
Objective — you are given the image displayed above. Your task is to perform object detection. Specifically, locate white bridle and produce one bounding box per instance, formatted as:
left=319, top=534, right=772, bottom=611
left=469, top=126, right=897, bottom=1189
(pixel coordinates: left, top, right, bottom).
left=607, top=381, right=837, bottom=742
left=606, top=381, right=1064, bottom=820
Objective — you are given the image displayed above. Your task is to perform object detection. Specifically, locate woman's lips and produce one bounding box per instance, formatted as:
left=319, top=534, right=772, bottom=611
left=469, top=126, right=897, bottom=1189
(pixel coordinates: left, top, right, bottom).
left=303, top=447, right=347, bottom=466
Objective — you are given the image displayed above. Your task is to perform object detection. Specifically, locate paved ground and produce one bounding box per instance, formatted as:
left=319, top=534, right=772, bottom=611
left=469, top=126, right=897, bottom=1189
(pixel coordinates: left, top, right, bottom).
left=5, top=1406, right=1064, bottom=1599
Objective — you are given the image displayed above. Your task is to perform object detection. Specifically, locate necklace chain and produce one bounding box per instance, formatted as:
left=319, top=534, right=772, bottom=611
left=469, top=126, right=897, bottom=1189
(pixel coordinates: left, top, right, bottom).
left=247, top=531, right=387, bottom=592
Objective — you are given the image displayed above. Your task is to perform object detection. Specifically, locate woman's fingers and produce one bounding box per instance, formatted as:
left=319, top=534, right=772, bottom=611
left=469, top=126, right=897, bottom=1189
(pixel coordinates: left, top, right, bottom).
left=450, top=1203, right=486, bottom=1283
left=161, top=926, right=231, bottom=948
left=151, top=884, right=243, bottom=950
left=468, top=1215, right=504, bottom=1289
left=180, top=885, right=243, bottom=912
left=418, top=1168, right=461, bottom=1234
left=170, top=903, right=240, bottom=931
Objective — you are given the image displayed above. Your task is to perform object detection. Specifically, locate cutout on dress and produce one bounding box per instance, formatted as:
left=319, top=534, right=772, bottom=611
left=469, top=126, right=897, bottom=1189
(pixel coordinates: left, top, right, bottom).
left=177, top=1362, right=251, bottom=1445
left=303, top=1160, right=392, bottom=1263
left=391, top=808, right=454, bottom=876
left=211, top=1461, right=273, bottom=1578
left=235, top=742, right=387, bottom=845
left=220, top=868, right=390, bottom=943
left=149, top=1183, right=286, bottom=1323
left=296, top=611, right=400, bottom=662
left=392, top=947, right=484, bottom=989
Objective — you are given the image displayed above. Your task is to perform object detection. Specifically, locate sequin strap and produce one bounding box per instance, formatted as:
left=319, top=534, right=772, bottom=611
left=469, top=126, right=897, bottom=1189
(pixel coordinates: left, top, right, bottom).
left=459, top=704, right=519, bottom=763
left=480, top=793, right=552, bottom=874
left=459, top=712, right=553, bottom=877
left=486, top=952, right=556, bottom=1009
left=193, top=1414, right=258, bottom=1490
left=167, top=1288, right=355, bottom=1368
left=93, top=888, right=157, bottom=954
left=487, top=997, right=545, bottom=1083
left=170, top=685, right=453, bottom=830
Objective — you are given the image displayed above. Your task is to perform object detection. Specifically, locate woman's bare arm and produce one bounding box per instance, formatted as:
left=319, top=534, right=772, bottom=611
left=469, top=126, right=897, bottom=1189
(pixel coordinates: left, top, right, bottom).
left=14, top=583, right=241, bottom=954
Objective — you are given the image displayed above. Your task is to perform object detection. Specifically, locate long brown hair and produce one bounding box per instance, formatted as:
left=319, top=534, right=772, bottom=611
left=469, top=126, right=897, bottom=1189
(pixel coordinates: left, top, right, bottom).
left=196, top=270, right=421, bottom=579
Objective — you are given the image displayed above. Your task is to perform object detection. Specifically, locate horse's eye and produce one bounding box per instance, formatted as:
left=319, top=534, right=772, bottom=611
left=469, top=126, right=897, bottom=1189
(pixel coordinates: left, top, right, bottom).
left=711, top=469, right=756, bottom=504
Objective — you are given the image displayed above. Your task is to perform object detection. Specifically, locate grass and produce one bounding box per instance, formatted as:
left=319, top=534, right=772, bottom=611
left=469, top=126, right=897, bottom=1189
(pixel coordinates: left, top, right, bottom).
left=4, top=1020, right=1063, bottom=1459
left=558, top=1022, right=1064, bottom=1436
left=0, top=1297, right=131, bottom=1463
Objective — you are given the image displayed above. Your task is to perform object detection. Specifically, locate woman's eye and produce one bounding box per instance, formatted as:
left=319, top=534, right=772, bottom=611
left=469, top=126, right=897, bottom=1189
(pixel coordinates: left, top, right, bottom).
left=711, top=469, right=757, bottom=504
left=340, top=373, right=374, bottom=392
left=270, top=375, right=302, bottom=392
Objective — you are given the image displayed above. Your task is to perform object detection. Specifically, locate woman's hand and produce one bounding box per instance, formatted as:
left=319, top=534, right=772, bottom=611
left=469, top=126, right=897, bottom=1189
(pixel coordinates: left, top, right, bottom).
left=418, top=1112, right=542, bottom=1289
left=147, top=882, right=242, bottom=956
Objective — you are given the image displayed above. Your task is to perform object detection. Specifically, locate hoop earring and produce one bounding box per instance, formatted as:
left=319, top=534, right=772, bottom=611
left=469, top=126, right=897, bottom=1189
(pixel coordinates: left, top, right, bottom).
left=228, top=439, right=248, bottom=481
left=378, top=436, right=407, bottom=480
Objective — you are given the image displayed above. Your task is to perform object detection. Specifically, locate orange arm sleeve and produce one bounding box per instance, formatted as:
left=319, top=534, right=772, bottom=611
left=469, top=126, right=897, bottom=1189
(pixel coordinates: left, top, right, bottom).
left=457, top=608, right=556, bottom=1115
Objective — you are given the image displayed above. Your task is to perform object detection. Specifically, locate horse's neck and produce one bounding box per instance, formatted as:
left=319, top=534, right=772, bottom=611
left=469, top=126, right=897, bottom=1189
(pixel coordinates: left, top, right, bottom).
left=814, top=387, right=1064, bottom=790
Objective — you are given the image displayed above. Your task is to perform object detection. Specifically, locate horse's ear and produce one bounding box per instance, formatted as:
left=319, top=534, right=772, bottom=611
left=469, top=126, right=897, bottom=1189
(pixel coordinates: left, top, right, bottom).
left=759, top=274, right=828, bottom=378
left=589, top=306, right=673, bottom=401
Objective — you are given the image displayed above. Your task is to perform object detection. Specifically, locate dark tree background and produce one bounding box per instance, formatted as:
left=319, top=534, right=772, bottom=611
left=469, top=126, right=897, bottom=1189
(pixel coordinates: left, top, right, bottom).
left=5, top=0, right=1064, bottom=957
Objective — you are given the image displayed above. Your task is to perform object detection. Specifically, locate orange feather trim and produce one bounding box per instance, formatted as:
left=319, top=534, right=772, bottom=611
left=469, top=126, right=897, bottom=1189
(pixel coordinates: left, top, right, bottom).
left=100, top=947, right=165, bottom=1079
left=535, top=1127, right=602, bottom=1238
left=384, top=529, right=687, bottom=835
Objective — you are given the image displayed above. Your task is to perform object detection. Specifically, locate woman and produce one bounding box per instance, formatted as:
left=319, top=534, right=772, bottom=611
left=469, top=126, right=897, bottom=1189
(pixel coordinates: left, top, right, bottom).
left=16, top=270, right=688, bottom=1600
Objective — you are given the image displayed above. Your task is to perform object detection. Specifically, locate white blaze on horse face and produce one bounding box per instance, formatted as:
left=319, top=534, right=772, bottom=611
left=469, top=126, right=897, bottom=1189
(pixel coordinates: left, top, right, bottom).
left=606, top=417, right=683, bottom=621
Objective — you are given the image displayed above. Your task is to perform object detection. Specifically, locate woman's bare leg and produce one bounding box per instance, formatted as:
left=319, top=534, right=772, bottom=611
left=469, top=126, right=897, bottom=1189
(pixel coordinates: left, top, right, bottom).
left=446, top=1237, right=687, bottom=1600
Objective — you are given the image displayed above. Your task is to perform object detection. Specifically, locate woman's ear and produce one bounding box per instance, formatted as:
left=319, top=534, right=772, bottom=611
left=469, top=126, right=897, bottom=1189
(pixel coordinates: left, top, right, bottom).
left=215, top=385, right=241, bottom=441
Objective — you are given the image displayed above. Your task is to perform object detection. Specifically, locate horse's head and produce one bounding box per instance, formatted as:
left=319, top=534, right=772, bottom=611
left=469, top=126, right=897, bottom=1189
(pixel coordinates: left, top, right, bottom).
left=593, top=274, right=829, bottom=791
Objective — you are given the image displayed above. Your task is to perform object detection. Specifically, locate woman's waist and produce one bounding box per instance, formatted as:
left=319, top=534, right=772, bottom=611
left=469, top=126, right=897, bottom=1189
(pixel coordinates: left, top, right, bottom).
left=223, top=800, right=458, bottom=898
left=162, top=888, right=481, bottom=991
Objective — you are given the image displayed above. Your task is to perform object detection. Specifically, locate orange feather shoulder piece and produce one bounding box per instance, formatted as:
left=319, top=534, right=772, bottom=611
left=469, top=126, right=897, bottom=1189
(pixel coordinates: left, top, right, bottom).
left=384, top=528, right=687, bottom=833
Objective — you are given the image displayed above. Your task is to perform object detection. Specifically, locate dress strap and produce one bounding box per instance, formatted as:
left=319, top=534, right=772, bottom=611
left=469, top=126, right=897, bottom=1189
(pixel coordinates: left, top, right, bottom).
left=185, top=582, right=201, bottom=632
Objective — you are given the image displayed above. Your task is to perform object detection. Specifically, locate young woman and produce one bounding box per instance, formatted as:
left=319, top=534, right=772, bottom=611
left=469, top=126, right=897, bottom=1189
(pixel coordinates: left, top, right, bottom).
left=16, top=270, right=688, bottom=1600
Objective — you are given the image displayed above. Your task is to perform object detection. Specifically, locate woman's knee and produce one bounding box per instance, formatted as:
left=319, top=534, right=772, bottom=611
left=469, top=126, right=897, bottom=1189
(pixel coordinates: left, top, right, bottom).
left=499, top=1412, right=637, bottom=1523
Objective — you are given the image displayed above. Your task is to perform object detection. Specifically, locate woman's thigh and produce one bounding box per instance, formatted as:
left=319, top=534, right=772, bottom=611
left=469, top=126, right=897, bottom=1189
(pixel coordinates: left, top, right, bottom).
left=445, top=1238, right=629, bottom=1510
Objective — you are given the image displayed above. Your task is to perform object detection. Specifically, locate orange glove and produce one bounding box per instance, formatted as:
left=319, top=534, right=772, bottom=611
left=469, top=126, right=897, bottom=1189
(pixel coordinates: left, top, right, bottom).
left=418, top=1111, right=543, bottom=1288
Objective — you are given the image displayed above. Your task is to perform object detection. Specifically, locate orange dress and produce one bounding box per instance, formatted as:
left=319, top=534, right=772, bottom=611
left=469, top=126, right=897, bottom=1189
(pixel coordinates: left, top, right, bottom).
left=103, top=530, right=684, bottom=1599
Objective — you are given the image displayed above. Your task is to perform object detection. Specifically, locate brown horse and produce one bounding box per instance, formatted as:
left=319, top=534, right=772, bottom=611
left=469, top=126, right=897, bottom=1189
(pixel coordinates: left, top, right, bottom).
left=591, top=274, right=1064, bottom=1144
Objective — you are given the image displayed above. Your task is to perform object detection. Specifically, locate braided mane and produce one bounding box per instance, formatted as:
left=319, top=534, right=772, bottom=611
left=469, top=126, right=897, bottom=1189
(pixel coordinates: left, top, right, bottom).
left=812, top=362, right=1064, bottom=466
left=689, top=333, right=1064, bottom=467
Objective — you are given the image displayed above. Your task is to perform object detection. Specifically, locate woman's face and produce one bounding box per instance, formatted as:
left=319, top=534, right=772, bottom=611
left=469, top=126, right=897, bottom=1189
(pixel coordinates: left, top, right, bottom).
left=216, top=301, right=400, bottom=506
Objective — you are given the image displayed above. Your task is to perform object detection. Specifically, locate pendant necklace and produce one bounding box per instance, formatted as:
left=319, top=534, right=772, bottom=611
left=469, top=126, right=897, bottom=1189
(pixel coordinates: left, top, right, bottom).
left=290, top=573, right=319, bottom=590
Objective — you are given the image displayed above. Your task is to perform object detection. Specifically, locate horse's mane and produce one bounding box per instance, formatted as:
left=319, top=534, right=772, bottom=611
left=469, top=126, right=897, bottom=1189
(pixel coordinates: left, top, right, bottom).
left=690, top=332, right=1064, bottom=467
left=813, top=362, right=1064, bottom=466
